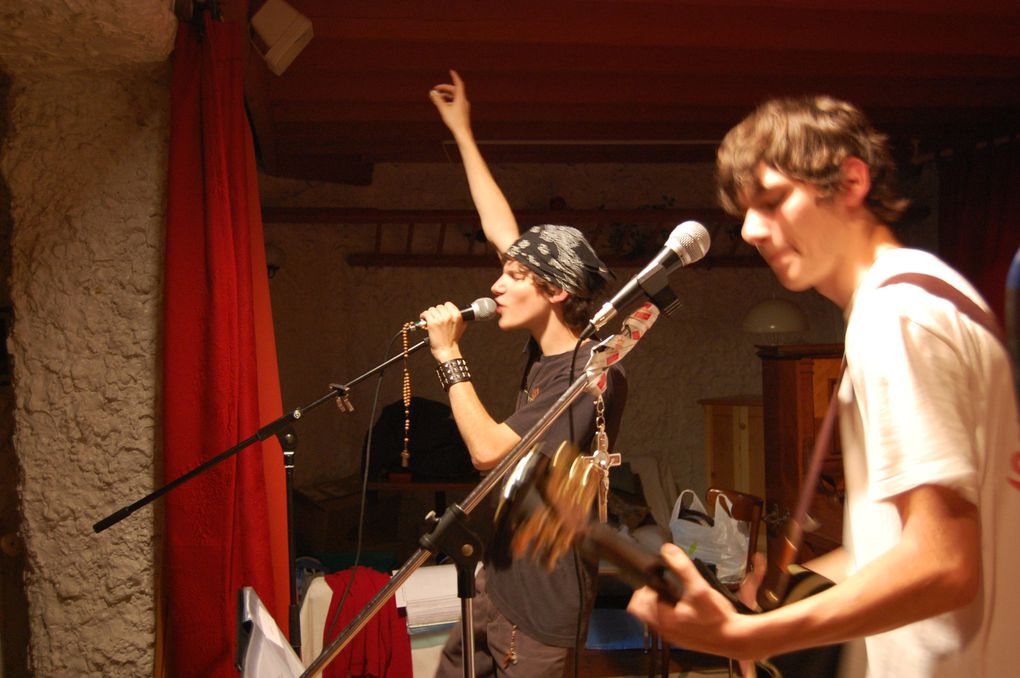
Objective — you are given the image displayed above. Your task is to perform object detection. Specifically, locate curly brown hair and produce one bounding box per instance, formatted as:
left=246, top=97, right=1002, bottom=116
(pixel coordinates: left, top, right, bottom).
left=500, top=257, right=604, bottom=331
left=529, top=271, right=603, bottom=332
left=716, top=96, right=909, bottom=223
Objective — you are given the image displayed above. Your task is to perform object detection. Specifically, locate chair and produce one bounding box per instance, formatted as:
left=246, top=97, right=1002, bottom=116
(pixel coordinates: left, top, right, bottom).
left=647, top=487, right=764, bottom=677
left=706, top=486, right=764, bottom=579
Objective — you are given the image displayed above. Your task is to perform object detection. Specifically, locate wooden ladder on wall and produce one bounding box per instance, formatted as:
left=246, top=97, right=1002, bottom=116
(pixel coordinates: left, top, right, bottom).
left=262, top=207, right=763, bottom=269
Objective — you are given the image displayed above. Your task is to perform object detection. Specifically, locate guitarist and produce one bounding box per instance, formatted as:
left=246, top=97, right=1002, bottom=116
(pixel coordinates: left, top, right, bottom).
left=628, top=96, right=1020, bottom=677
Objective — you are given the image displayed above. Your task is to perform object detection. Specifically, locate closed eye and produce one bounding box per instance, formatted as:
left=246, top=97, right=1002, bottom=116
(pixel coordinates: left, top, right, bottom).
left=753, top=189, right=786, bottom=212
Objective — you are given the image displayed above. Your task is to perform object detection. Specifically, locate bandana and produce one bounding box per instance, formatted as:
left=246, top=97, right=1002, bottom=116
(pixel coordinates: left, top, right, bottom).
left=503, top=224, right=614, bottom=297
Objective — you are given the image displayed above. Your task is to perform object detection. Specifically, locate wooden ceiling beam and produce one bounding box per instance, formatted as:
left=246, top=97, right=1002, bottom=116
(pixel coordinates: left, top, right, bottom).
left=289, top=40, right=1020, bottom=81
left=291, top=3, right=1019, bottom=57
left=273, top=120, right=730, bottom=143
left=268, top=72, right=1019, bottom=109
left=269, top=101, right=752, bottom=125
left=266, top=101, right=1018, bottom=132
left=271, top=144, right=720, bottom=165
left=292, top=0, right=1020, bottom=21
left=271, top=153, right=375, bottom=184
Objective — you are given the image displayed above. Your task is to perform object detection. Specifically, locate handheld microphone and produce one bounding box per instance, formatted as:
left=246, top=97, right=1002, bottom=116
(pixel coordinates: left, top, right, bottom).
left=412, top=297, right=498, bottom=330
left=579, top=221, right=710, bottom=340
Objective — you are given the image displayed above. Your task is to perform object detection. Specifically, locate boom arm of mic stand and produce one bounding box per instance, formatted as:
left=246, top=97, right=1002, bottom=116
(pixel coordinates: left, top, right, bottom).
left=92, top=404, right=323, bottom=533
left=92, top=338, right=432, bottom=533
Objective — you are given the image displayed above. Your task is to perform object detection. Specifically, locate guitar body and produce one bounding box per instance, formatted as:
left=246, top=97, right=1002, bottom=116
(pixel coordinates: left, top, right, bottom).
left=684, top=559, right=841, bottom=678
left=754, top=567, right=843, bottom=677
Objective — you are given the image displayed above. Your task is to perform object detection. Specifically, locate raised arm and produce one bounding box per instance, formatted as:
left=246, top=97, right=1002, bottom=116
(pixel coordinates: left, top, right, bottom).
left=429, top=70, right=520, bottom=253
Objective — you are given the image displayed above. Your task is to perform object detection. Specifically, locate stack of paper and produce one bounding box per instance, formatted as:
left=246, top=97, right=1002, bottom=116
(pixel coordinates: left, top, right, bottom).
left=394, top=564, right=463, bottom=630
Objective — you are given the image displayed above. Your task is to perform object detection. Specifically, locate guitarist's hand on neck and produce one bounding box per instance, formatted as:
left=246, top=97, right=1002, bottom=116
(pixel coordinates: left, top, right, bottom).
left=627, top=543, right=764, bottom=660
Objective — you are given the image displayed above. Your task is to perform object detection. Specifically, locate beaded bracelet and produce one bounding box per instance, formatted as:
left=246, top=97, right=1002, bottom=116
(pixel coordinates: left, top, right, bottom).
left=436, top=358, right=471, bottom=391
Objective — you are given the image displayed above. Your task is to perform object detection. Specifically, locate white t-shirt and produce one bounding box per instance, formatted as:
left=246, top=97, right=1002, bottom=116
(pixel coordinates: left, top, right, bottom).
left=839, top=248, right=1020, bottom=678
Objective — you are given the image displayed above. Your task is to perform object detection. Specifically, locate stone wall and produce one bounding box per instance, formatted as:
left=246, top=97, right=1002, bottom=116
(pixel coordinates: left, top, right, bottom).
left=1, top=64, right=169, bottom=676
left=0, top=1, right=175, bottom=673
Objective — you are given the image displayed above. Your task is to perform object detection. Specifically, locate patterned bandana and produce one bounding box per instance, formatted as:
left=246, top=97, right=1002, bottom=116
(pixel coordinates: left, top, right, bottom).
left=503, top=224, right=614, bottom=297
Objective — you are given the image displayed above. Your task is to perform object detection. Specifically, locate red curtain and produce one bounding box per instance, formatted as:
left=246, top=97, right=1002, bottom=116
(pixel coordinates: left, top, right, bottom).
left=163, top=14, right=289, bottom=676
left=937, top=135, right=1020, bottom=320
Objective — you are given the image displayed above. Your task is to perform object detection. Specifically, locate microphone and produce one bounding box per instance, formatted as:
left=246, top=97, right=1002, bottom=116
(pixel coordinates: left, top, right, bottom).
left=579, top=221, right=710, bottom=340
left=412, top=297, right=498, bottom=330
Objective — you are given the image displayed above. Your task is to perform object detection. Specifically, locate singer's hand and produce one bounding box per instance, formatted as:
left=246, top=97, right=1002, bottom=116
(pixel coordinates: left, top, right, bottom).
left=429, top=70, right=471, bottom=139
left=420, top=302, right=466, bottom=363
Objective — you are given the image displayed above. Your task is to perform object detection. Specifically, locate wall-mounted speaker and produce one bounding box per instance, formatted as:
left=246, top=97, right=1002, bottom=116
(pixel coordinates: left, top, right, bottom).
left=250, top=0, right=313, bottom=76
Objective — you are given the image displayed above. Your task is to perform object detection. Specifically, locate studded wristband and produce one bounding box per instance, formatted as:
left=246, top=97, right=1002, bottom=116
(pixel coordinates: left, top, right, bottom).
left=436, top=358, right=471, bottom=391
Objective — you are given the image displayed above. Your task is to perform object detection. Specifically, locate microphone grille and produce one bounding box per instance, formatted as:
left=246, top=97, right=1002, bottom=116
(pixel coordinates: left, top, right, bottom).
left=471, top=297, right=498, bottom=321
left=668, top=221, right=711, bottom=265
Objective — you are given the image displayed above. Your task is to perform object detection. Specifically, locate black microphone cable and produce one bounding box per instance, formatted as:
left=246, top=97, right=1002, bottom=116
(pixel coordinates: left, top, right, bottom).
left=323, top=328, right=404, bottom=643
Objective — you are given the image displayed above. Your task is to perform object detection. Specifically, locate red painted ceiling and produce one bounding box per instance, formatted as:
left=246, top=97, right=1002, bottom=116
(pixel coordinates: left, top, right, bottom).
left=244, top=0, right=1020, bottom=184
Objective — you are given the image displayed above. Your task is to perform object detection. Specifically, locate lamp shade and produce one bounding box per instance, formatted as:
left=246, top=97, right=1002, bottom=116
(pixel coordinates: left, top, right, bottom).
left=742, top=298, right=808, bottom=334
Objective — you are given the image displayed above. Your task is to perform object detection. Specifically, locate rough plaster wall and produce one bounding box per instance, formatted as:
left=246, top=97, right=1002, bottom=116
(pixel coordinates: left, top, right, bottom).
left=262, top=163, right=846, bottom=499
left=0, top=2, right=176, bottom=75
left=1, top=64, right=169, bottom=676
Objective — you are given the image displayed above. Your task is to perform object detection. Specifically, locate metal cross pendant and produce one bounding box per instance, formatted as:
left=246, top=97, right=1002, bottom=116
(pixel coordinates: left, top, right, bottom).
left=585, top=430, right=621, bottom=523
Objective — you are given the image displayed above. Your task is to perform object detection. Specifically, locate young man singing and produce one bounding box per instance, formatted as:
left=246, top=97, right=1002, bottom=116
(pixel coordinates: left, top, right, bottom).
left=422, top=71, right=628, bottom=677
left=628, top=96, right=1020, bottom=677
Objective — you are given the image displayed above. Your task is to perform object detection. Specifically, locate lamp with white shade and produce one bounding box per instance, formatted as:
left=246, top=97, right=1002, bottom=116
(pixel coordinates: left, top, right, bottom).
left=742, top=298, right=808, bottom=345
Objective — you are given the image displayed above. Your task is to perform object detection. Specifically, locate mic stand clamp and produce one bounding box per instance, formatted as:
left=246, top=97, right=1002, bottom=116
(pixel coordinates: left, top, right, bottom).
left=328, top=384, right=354, bottom=412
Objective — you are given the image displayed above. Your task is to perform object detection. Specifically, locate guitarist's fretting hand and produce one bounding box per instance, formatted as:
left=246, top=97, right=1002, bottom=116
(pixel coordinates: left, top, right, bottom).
left=627, top=544, right=766, bottom=661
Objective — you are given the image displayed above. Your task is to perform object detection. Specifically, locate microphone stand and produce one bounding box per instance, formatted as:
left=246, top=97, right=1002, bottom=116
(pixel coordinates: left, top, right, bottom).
left=301, top=305, right=660, bottom=678
left=92, top=338, right=434, bottom=655
left=301, top=368, right=600, bottom=678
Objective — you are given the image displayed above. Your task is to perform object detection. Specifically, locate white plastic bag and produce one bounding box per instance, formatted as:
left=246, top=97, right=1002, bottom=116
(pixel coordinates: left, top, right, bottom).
left=668, top=489, right=750, bottom=584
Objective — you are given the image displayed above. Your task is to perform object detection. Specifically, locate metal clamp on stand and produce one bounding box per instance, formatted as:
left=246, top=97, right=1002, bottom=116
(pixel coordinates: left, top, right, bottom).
left=419, top=504, right=485, bottom=678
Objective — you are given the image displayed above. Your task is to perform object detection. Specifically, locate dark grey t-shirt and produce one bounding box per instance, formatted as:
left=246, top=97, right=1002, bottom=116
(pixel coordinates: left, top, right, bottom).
left=485, top=342, right=627, bottom=647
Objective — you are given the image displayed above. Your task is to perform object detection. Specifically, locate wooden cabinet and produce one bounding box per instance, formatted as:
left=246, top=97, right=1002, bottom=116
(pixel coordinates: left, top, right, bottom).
left=758, top=344, right=845, bottom=567
left=699, top=395, right=765, bottom=500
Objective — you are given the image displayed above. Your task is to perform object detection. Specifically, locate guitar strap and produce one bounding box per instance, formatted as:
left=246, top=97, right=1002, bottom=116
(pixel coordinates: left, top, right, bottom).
left=761, top=271, right=1006, bottom=609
